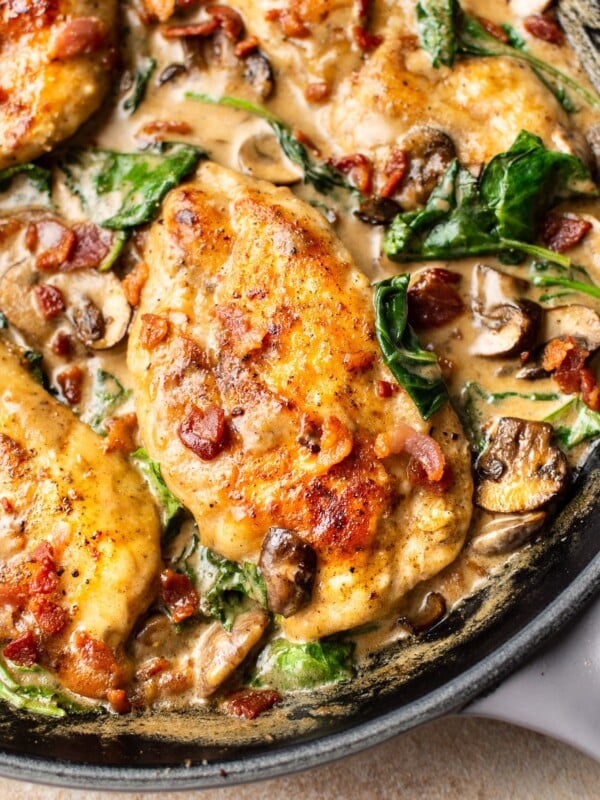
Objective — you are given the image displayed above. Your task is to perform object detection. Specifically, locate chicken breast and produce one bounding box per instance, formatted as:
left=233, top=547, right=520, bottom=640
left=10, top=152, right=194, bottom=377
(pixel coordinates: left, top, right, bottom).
left=128, top=162, right=473, bottom=641
left=0, top=0, right=117, bottom=169
left=0, top=340, right=162, bottom=702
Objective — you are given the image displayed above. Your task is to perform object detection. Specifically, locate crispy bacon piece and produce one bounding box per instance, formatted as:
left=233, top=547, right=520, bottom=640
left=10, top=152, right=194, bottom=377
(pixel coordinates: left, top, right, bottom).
left=4, top=631, right=39, bottom=667
left=64, top=223, right=113, bottom=270
left=56, top=366, right=83, bottom=406
left=476, top=16, right=509, bottom=43
left=223, top=688, right=282, bottom=719
left=51, top=331, right=73, bottom=358
left=71, top=631, right=125, bottom=694
left=376, top=379, right=395, bottom=398
left=234, top=35, right=259, bottom=57
left=162, top=18, right=219, bottom=38
left=140, top=313, right=169, bottom=350
left=103, top=413, right=139, bottom=455
left=540, top=213, right=592, bottom=253
left=375, top=421, right=446, bottom=483
left=135, top=120, right=192, bottom=144
left=205, top=5, right=244, bottom=41
left=122, top=261, right=149, bottom=307
left=407, top=268, right=464, bottom=330
left=29, top=219, right=76, bottom=272
left=542, top=336, right=600, bottom=410
left=265, top=8, right=310, bottom=38
left=51, top=17, right=109, bottom=60
left=107, top=688, right=132, bottom=714
left=352, top=24, right=382, bottom=51
left=380, top=147, right=408, bottom=198
left=179, top=404, right=228, bottom=461
left=30, top=597, right=67, bottom=635
left=327, top=153, right=373, bottom=194
left=305, top=81, right=331, bottom=103
left=159, top=569, right=199, bottom=623
left=407, top=459, right=454, bottom=495
left=33, top=284, right=65, bottom=320
left=524, top=14, right=564, bottom=45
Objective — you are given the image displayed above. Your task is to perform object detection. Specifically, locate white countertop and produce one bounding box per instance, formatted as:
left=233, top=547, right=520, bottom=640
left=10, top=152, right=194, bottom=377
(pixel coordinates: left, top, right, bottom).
left=1, top=716, right=599, bottom=800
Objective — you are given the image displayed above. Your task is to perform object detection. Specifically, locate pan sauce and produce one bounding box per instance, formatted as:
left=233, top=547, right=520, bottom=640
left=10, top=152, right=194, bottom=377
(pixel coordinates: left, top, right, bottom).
left=0, top=0, right=599, bottom=715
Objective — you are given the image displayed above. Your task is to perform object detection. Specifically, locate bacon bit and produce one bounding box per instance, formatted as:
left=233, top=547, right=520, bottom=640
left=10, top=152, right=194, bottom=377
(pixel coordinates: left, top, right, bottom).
left=61, top=223, right=113, bottom=270
left=375, top=421, right=445, bottom=483
left=540, top=213, right=592, bottom=253
left=31, top=597, right=66, bottom=635
left=542, top=336, right=600, bottom=408
left=74, top=631, right=121, bottom=679
left=352, top=24, right=383, bottom=51
left=234, top=35, right=259, bottom=57
left=25, top=223, right=38, bottom=251
left=582, top=369, right=600, bottom=412
left=51, top=331, right=73, bottom=358
left=56, top=366, right=83, bottom=406
left=266, top=8, right=310, bottom=38
left=0, top=497, right=13, bottom=513
left=122, top=261, right=149, bottom=307
left=0, top=434, right=28, bottom=479
left=179, top=404, right=228, bottom=461
left=524, top=14, right=564, bottom=45
left=159, top=569, right=200, bottom=623
left=328, top=153, right=373, bottom=194
left=140, top=313, right=169, bottom=350
left=162, top=18, right=219, bottom=38
left=31, top=541, right=54, bottom=564
left=407, top=268, right=464, bottom=330
left=223, top=688, right=281, bottom=719
left=293, top=129, right=319, bottom=154
left=376, top=379, right=395, bottom=398
left=32, top=284, right=65, bottom=320
left=205, top=5, right=244, bottom=41
left=30, top=560, right=59, bottom=595
left=4, top=631, right=39, bottom=667
left=304, top=81, right=331, bottom=103
left=0, top=580, right=29, bottom=609
left=380, top=147, right=408, bottom=198
left=107, top=688, right=132, bottom=714
left=0, top=88, right=6, bottom=104
left=343, top=350, right=375, bottom=373
left=476, top=16, right=509, bottom=43
left=407, top=459, right=454, bottom=494
left=32, top=219, right=76, bottom=272
left=103, top=413, right=138, bottom=455
left=51, top=17, right=109, bottom=60
left=135, top=120, right=193, bottom=144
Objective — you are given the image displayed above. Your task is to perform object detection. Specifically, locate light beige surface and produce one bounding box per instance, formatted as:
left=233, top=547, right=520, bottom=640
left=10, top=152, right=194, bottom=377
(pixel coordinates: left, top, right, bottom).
left=1, top=716, right=599, bottom=799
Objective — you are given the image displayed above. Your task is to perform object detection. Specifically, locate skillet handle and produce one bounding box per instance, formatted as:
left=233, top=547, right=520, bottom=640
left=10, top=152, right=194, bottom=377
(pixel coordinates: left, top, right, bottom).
left=462, top=595, right=600, bottom=761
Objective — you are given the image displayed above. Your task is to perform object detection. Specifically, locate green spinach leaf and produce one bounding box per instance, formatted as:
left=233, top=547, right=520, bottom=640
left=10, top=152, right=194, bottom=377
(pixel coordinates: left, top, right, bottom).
left=373, top=273, right=448, bottom=420
left=530, top=259, right=600, bottom=301
left=251, top=639, right=355, bottom=691
left=0, top=163, right=53, bottom=210
left=131, top=448, right=183, bottom=526
left=545, top=398, right=600, bottom=448
left=122, top=56, right=157, bottom=115
left=85, top=370, right=131, bottom=434
left=416, top=0, right=458, bottom=67
left=60, top=142, right=205, bottom=229
left=0, top=658, right=96, bottom=717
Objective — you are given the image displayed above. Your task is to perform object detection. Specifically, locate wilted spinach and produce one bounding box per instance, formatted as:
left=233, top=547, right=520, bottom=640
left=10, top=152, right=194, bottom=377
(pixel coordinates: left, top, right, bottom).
left=0, top=163, right=53, bottom=210
left=131, top=448, right=183, bottom=526
left=545, top=398, right=600, bottom=449
left=374, top=273, right=448, bottom=420
left=0, top=659, right=96, bottom=718
left=383, top=131, right=596, bottom=267
left=85, top=370, right=131, bottom=434
left=530, top=259, right=600, bottom=301
left=122, top=56, right=157, bottom=115
left=251, top=639, right=355, bottom=691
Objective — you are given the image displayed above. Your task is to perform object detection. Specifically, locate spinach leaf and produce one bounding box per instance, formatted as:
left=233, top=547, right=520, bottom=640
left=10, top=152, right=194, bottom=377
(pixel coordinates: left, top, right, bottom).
left=59, top=142, right=205, bottom=229
left=0, top=163, right=53, bottom=210
left=383, top=131, right=595, bottom=268
left=416, top=0, right=458, bottom=67
left=131, top=448, right=183, bottom=526
left=529, top=259, right=600, bottom=301
left=85, top=370, right=131, bottom=434
left=187, top=93, right=357, bottom=197
left=0, top=658, right=95, bottom=717
left=122, top=56, right=157, bottom=115
left=373, top=273, right=448, bottom=420
left=251, top=639, right=355, bottom=691
left=189, top=546, right=267, bottom=631
left=23, top=350, right=46, bottom=387
left=545, top=398, right=600, bottom=449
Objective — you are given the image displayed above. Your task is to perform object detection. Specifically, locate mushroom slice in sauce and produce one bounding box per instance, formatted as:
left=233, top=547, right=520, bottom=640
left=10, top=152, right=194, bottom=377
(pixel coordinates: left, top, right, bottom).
left=396, top=127, right=457, bottom=209
left=0, top=262, right=131, bottom=350
left=471, top=510, right=547, bottom=555
left=475, top=417, right=568, bottom=513
left=541, top=304, right=600, bottom=352
left=237, top=133, right=302, bottom=185
left=259, top=527, right=317, bottom=617
left=471, top=264, right=542, bottom=358
left=197, top=607, right=270, bottom=697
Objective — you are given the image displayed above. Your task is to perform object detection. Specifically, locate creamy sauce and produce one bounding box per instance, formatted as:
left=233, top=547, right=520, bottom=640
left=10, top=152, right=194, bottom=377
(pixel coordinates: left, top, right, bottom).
left=0, top=0, right=599, bottom=714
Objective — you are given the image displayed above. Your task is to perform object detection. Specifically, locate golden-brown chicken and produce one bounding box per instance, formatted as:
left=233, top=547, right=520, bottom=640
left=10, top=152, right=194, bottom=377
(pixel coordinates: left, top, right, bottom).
left=0, top=0, right=117, bottom=169
left=128, top=162, right=473, bottom=641
left=0, top=340, right=161, bottom=703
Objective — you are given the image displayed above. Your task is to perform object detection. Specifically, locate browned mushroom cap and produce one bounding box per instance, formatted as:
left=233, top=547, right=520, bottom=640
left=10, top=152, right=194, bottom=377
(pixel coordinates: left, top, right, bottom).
left=475, top=417, right=568, bottom=513
left=259, top=527, right=317, bottom=617
left=541, top=305, right=600, bottom=352
left=396, top=126, right=456, bottom=209
left=197, top=607, right=270, bottom=697
left=471, top=264, right=542, bottom=358
left=471, top=509, right=547, bottom=555
left=238, top=133, right=302, bottom=185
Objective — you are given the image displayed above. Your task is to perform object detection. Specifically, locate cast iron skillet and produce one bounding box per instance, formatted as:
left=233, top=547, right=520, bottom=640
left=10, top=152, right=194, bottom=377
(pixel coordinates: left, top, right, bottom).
left=0, top=439, right=597, bottom=792
left=1, top=0, right=600, bottom=790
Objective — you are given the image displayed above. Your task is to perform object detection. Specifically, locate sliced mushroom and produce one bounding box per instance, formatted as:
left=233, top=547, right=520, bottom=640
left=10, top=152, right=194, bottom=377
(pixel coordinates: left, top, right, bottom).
left=0, top=261, right=131, bottom=351
left=404, top=591, right=447, bottom=634
left=238, top=133, right=303, bottom=185
left=355, top=196, right=402, bottom=225
left=471, top=510, right=547, bottom=555
left=475, top=417, right=568, bottom=513
left=396, top=127, right=456, bottom=209
left=471, top=264, right=542, bottom=357
left=197, top=607, right=269, bottom=697
left=541, top=305, right=600, bottom=352
left=259, top=527, right=317, bottom=617
left=243, top=51, right=274, bottom=100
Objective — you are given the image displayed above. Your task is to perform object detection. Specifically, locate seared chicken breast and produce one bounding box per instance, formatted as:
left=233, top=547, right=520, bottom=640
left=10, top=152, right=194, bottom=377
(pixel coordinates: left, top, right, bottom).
left=128, top=162, right=473, bottom=641
left=0, top=0, right=117, bottom=169
left=0, top=341, right=161, bottom=702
